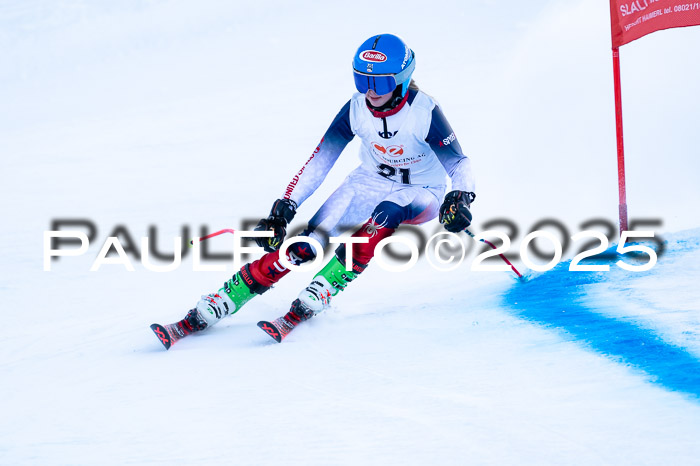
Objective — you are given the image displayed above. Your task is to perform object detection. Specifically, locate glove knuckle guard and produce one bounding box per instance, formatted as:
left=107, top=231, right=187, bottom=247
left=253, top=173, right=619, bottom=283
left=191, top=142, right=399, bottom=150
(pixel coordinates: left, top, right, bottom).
left=253, top=199, right=298, bottom=252
left=440, top=190, right=475, bottom=232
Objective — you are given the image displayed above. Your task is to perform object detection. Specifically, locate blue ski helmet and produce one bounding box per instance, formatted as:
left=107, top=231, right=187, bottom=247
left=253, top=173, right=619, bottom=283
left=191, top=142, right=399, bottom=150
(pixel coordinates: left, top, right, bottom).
left=352, top=34, right=415, bottom=97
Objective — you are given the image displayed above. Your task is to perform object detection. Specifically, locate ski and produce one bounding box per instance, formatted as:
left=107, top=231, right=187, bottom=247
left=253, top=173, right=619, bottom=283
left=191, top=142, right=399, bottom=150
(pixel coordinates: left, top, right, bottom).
left=150, top=322, right=187, bottom=350
left=150, top=309, right=208, bottom=350
left=258, top=299, right=315, bottom=343
left=257, top=315, right=298, bottom=343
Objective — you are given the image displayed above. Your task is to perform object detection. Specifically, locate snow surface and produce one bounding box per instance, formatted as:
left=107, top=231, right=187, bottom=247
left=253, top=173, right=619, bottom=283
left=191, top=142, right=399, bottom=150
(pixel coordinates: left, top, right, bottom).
left=1, top=1, right=700, bottom=465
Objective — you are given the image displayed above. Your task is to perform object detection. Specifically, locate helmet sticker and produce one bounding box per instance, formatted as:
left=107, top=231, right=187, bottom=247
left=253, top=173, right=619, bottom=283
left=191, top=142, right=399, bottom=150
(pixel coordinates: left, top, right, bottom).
left=359, top=50, right=387, bottom=62
left=366, top=63, right=373, bottom=72
left=401, top=46, right=410, bottom=69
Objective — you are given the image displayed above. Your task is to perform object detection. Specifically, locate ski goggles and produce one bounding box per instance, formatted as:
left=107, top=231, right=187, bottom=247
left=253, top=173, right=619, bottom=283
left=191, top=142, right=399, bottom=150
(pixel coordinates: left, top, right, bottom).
left=353, top=56, right=416, bottom=95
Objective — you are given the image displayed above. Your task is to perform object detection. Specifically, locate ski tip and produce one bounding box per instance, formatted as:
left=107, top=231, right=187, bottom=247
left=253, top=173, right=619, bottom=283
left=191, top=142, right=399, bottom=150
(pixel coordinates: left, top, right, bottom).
left=150, top=323, right=173, bottom=350
left=257, top=321, right=283, bottom=343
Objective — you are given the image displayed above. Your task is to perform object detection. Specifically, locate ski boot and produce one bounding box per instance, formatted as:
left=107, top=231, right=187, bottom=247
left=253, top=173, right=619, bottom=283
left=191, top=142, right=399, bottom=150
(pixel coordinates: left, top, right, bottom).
left=151, top=265, right=267, bottom=349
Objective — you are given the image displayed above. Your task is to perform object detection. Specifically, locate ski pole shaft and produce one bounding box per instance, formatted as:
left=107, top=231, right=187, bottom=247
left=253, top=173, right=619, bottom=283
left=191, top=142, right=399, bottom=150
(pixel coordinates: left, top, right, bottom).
left=189, top=228, right=236, bottom=245
left=464, top=228, right=523, bottom=279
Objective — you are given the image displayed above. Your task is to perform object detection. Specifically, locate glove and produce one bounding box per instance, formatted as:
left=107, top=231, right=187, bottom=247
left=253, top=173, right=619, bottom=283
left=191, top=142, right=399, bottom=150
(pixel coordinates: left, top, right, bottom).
left=254, top=199, right=297, bottom=252
left=439, top=190, right=475, bottom=233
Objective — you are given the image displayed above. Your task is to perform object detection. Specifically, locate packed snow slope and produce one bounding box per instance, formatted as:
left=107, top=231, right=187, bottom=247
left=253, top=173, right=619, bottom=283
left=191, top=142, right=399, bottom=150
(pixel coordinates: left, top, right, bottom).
left=2, top=230, right=700, bottom=465
left=2, top=1, right=700, bottom=465
left=506, top=230, right=700, bottom=399
left=0, top=230, right=700, bottom=464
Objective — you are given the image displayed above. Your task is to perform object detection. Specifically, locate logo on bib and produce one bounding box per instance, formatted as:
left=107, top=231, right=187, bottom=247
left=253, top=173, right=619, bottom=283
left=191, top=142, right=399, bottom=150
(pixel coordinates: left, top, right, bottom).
left=371, top=142, right=404, bottom=157
left=378, top=129, right=398, bottom=139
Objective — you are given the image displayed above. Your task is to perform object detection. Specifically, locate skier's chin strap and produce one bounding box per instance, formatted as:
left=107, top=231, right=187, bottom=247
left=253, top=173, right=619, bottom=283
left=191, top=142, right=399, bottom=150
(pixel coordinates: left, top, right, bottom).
left=365, top=86, right=409, bottom=118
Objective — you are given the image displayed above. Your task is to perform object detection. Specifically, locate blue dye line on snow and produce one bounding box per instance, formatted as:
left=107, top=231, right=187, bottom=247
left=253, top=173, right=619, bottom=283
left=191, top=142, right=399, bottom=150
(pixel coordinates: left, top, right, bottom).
left=503, top=259, right=700, bottom=400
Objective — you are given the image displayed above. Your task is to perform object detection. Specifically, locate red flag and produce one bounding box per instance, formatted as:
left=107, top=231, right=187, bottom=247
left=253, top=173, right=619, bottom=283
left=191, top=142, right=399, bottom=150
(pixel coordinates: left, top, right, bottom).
left=610, top=0, right=700, bottom=47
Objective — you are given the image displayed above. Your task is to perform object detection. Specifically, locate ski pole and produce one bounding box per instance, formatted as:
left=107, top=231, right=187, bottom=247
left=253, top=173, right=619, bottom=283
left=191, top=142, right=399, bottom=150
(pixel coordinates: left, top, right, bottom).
left=464, top=228, right=523, bottom=279
left=189, top=228, right=236, bottom=246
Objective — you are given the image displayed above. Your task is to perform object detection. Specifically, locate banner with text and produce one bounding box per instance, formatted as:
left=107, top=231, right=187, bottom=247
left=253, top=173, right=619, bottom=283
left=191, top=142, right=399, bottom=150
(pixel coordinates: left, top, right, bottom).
left=610, top=0, right=700, bottom=46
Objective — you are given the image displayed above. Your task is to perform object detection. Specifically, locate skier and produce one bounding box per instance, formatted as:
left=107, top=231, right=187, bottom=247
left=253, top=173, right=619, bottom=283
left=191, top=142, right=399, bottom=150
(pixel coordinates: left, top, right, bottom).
left=151, top=33, right=476, bottom=348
